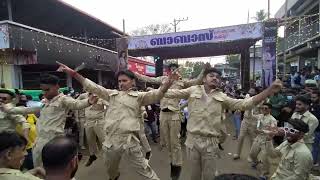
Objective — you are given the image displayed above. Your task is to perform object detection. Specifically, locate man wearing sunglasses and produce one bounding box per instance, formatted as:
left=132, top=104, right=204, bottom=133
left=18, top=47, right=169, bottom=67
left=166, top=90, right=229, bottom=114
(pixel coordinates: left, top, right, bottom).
left=266, top=119, right=313, bottom=180
left=0, top=89, right=30, bottom=141
left=291, top=95, right=318, bottom=151
left=249, top=103, right=277, bottom=179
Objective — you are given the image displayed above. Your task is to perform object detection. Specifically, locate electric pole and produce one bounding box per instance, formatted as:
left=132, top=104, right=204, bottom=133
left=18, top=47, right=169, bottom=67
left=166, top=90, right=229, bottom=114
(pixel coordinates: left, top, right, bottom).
left=268, top=0, right=270, bottom=19
left=283, top=0, right=288, bottom=79
left=171, top=17, right=189, bottom=32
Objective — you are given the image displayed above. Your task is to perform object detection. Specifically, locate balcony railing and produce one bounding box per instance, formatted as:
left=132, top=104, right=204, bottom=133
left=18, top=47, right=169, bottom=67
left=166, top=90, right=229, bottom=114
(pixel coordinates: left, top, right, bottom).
left=286, top=19, right=319, bottom=49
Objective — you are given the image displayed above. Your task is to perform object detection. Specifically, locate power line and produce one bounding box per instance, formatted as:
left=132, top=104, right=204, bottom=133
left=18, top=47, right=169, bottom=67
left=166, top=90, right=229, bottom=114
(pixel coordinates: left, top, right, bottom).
left=171, top=17, right=189, bottom=32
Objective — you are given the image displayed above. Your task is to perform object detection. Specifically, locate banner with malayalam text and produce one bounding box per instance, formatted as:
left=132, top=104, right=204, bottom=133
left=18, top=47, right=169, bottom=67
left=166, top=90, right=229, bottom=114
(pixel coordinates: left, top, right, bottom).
left=128, top=23, right=263, bottom=50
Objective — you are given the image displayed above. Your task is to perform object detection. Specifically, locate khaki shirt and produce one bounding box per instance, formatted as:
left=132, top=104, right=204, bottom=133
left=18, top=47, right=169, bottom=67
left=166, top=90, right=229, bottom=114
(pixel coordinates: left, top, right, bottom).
left=164, top=85, right=255, bottom=137
left=242, top=102, right=261, bottom=127
left=267, top=140, right=313, bottom=180
left=135, top=73, right=203, bottom=111
left=0, top=168, right=41, bottom=180
left=0, top=103, right=30, bottom=132
left=257, top=114, right=277, bottom=130
left=75, top=93, right=88, bottom=121
left=84, top=98, right=108, bottom=127
left=37, top=93, right=90, bottom=136
left=291, top=111, right=319, bottom=144
left=82, top=78, right=164, bottom=146
left=256, top=114, right=277, bottom=139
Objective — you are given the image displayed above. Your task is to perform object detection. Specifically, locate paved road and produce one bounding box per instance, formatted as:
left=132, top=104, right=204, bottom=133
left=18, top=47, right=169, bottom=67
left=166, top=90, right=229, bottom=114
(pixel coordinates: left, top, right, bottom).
left=76, top=118, right=261, bottom=180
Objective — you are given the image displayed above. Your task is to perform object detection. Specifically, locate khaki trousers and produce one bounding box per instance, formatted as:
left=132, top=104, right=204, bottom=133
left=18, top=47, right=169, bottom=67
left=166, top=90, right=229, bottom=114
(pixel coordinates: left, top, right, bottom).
left=186, top=134, right=220, bottom=180
left=160, top=111, right=182, bottom=166
left=32, top=132, right=63, bottom=167
left=139, top=120, right=151, bottom=152
left=85, top=124, right=105, bottom=155
left=235, top=120, right=257, bottom=156
left=78, top=117, right=86, bottom=147
left=102, top=135, right=159, bottom=180
left=249, top=135, right=270, bottom=176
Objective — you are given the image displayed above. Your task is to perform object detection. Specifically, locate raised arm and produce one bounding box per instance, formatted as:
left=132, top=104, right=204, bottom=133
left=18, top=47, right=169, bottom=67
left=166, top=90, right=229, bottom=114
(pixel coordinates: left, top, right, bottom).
left=140, top=74, right=177, bottom=106
left=252, top=79, right=282, bottom=105
left=57, top=61, right=111, bottom=101
left=134, top=72, right=164, bottom=85
left=183, top=68, right=205, bottom=88
left=225, top=80, right=282, bottom=110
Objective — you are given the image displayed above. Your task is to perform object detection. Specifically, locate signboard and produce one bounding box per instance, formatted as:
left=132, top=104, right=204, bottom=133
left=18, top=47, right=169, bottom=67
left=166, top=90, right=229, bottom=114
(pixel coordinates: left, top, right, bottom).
left=145, top=65, right=155, bottom=76
left=128, top=58, right=155, bottom=76
left=262, top=21, right=278, bottom=87
left=128, top=23, right=263, bottom=50
left=0, top=24, right=9, bottom=49
left=128, top=60, right=145, bottom=75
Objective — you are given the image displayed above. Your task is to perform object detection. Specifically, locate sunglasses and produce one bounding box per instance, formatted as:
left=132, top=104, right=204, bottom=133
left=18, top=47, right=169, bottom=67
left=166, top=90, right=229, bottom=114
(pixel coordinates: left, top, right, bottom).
left=280, top=127, right=300, bottom=134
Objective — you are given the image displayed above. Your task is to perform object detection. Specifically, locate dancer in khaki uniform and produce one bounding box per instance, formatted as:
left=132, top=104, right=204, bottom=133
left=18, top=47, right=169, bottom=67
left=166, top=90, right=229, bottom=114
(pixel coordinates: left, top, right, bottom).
left=75, top=92, right=88, bottom=149
left=163, top=68, right=282, bottom=180
left=6, top=74, right=96, bottom=167
left=84, top=94, right=109, bottom=167
left=135, top=63, right=205, bottom=179
left=249, top=103, right=277, bottom=179
left=291, top=96, right=318, bottom=151
left=139, top=106, right=152, bottom=160
left=33, top=74, right=95, bottom=167
left=266, top=119, right=313, bottom=180
left=233, top=88, right=259, bottom=161
left=57, top=62, right=176, bottom=180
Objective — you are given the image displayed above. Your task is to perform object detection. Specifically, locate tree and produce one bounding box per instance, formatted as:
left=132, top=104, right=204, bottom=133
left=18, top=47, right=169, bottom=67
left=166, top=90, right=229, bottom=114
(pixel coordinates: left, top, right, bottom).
left=191, top=61, right=205, bottom=78
left=130, top=24, right=174, bottom=36
left=252, top=9, right=268, bottom=22
left=226, top=55, right=240, bottom=68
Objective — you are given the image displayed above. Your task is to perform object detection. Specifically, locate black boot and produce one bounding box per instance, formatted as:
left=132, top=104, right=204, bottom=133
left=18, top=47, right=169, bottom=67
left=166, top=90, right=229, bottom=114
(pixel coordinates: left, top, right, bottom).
left=109, top=173, right=120, bottom=180
left=171, top=164, right=182, bottom=180
left=85, top=155, right=97, bottom=167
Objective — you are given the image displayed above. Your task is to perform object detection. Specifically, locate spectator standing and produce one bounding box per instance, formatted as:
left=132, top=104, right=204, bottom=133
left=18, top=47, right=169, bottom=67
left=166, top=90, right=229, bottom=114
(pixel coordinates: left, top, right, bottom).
left=310, top=91, right=320, bottom=165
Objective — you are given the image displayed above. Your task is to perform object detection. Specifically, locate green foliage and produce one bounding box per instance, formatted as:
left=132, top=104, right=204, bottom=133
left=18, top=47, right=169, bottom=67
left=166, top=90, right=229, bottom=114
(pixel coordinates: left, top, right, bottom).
left=252, top=9, right=268, bottom=22
left=179, top=61, right=205, bottom=78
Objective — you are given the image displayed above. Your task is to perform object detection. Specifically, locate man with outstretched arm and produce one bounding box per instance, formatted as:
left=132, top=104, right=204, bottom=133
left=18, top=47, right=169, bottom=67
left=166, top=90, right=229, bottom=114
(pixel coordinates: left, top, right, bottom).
left=56, top=61, right=177, bottom=180
left=134, top=63, right=208, bottom=180
left=163, top=67, right=282, bottom=180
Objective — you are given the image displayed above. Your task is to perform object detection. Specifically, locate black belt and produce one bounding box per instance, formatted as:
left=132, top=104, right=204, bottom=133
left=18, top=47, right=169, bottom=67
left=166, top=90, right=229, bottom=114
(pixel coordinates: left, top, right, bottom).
left=161, top=108, right=173, bottom=112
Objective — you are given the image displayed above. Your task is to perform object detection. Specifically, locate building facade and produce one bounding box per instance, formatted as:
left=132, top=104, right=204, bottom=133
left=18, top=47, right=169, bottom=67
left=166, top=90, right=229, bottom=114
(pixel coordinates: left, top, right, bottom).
left=0, top=0, right=154, bottom=90
left=276, top=0, right=320, bottom=73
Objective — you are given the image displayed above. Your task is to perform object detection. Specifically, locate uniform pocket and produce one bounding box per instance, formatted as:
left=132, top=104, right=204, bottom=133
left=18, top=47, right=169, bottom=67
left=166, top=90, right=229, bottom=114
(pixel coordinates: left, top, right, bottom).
left=189, top=94, right=204, bottom=113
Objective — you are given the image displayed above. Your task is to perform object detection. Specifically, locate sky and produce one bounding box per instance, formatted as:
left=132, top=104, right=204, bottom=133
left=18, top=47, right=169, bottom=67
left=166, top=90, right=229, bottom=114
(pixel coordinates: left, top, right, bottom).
left=62, top=0, right=286, bottom=65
